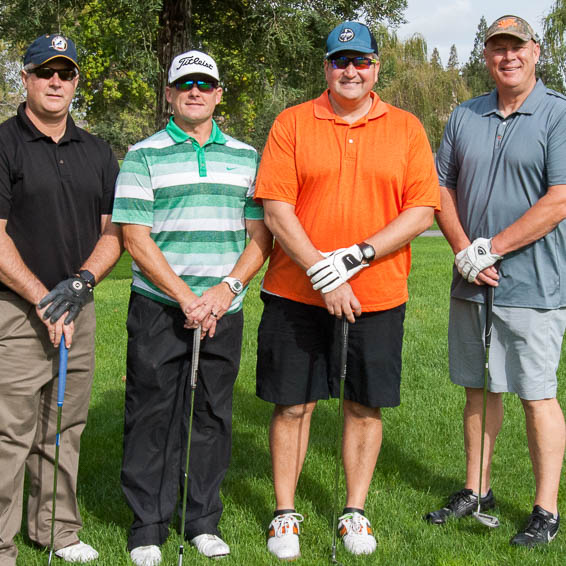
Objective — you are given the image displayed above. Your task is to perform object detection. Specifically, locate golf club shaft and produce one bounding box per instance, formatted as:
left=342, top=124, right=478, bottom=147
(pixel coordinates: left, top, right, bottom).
left=476, top=286, right=494, bottom=514
left=331, top=319, right=349, bottom=564
left=178, top=326, right=201, bottom=566
left=48, top=338, right=68, bottom=565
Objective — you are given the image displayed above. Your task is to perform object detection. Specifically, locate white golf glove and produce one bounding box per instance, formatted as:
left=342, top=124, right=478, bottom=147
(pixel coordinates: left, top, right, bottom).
left=307, top=245, right=368, bottom=293
left=455, top=237, right=503, bottom=283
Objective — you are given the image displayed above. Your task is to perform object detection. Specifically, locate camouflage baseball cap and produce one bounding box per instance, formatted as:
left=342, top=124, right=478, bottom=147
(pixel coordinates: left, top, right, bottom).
left=484, top=15, right=537, bottom=45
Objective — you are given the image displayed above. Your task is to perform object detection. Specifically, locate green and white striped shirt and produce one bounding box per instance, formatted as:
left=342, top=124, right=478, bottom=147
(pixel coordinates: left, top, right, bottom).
left=112, top=117, right=263, bottom=312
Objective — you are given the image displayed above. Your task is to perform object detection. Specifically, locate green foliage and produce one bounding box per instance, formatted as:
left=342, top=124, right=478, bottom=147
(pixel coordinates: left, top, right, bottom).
left=430, top=47, right=442, bottom=69
left=0, top=40, right=23, bottom=123
left=447, top=44, right=459, bottom=70
left=378, top=30, right=470, bottom=151
left=543, top=0, right=566, bottom=93
left=462, top=16, right=494, bottom=97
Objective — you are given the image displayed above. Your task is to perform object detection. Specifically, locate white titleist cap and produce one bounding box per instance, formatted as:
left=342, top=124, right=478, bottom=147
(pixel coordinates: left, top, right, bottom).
left=168, top=50, right=219, bottom=84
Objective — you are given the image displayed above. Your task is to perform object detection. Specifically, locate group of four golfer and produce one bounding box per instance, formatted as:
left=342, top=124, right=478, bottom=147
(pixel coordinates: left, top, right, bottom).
left=1, top=12, right=565, bottom=566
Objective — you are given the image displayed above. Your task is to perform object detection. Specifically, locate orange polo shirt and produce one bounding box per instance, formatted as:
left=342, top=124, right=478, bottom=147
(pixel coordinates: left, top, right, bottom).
left=255, top=91, right=440, bottom=311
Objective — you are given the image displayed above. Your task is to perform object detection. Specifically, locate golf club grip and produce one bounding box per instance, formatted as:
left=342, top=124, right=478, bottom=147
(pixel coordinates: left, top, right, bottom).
left=485, top=286, right=494, bottom=350
left=340, top=319, right=349, bottom=381
left=190, top=326, right=201, bottom=389
left=58, top=338, right=68, bottom=406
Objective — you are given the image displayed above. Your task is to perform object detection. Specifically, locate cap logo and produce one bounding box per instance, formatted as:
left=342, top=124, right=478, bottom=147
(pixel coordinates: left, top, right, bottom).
left=176, top=55, right=213, bottom=71
left=51, top=35, right=68, bottom=52
left=497, top=17, right=518, bottom=29
left=339, top=28, right=355, bottom=43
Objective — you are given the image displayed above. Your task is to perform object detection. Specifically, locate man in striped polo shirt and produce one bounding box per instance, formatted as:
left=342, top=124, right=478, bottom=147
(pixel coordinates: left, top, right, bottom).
left=112, top=50, right=272, bottom=566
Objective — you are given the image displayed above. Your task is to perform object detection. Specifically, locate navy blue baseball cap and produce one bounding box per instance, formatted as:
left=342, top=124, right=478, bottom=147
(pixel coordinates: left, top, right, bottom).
left=24, top=34, right=79, bottom=69
left=326, top=21, right=378, bottom=57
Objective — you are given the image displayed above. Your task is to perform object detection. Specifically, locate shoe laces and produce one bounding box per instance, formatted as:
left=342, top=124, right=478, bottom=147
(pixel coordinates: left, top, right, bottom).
left=339, top=512, right=370, bottom=535
left=448, top=489, right=476, bottom=508
left=270, top=513, right=304, bottom=537
left=523, top=510, right=554, bottom=536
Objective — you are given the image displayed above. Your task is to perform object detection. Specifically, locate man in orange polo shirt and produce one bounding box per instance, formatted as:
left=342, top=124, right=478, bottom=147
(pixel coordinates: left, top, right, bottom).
left=254, top=21, right=440, bottom=560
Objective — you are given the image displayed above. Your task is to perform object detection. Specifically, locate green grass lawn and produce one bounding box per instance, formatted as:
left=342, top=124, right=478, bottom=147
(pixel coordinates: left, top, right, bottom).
left=15, top=237, right=566, bottom=565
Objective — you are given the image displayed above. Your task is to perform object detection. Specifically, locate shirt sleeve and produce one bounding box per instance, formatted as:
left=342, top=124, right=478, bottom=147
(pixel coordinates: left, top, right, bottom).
left=112, top=147, right=154, bottom=227
left=435, top=109, right=459, bottom=190
left=546, top=101, right=566, bottom=187
left=0, top=142, right=11, bottom=220
left=402, top=116, right=441, bottom=210
left=254, top=113, right=299, bottom=205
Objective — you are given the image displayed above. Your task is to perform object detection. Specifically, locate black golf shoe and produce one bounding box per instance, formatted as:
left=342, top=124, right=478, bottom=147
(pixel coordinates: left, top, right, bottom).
left=424, top=488, right=495, bottom=524
left=510, top=506, right=560, bottom=547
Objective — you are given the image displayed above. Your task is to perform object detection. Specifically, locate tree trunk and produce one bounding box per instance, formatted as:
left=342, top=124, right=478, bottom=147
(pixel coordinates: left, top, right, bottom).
left=156, top=0, right=192, bottom=130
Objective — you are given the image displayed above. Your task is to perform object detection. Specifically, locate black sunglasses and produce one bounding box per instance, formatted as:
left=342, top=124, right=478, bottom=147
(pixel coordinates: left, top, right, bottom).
left=328, top=56, right=376, bottom=70
left=30, top=67, right=78, bottom=81
left=174, top=79, right=218, bottom=92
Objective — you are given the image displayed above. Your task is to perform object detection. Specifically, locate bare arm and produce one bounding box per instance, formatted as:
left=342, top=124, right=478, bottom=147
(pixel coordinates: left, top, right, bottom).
left=364, top=206, right=435, bottom=260
left=79, top=214, right=124, bottom=283
left=122, top=223, right=198, bottom=312
left=262, top=200, right=362, bottom=322
left=185, top=219, right=273, bottom=337
left=491, top=184, right=566, bottom=255
left=0, top=219, right=74, bottom=346
left=435, top=186, right=499, bottom=286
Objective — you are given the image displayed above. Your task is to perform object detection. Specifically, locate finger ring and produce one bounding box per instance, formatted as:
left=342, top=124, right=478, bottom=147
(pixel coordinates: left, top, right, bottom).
left=210, top=311, right=218, bottom=318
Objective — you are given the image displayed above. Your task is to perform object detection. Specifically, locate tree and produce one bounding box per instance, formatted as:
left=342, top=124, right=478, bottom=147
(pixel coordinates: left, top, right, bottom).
left=447, top=44, right=459, bottom=70
left=0, top=41, right=23, bottom=123
left=462, top=16, right=493, bottom=96
left=377, top=28, right=470, bottom=151
left=0, top=0, right=409, bottom=153
left=543, top=0, right=566, bottom=92
left=430, top=47, right=442, bottom=69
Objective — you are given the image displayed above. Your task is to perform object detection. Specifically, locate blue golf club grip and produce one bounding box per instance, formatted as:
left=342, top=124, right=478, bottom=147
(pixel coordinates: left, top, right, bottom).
left=58, top=338, right=68, bottom=407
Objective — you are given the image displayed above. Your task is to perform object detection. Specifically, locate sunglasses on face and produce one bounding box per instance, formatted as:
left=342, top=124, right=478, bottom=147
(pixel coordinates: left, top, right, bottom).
left=30, top=67, right=78, bottom=81
left=328, top=56, right=376, bottom=70
left=174, top=79, right=218, bottom=92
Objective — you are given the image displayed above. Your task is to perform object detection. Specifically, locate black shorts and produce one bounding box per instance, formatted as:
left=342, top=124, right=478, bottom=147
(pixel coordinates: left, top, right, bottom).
left=256, top=293, right=405, bottom=408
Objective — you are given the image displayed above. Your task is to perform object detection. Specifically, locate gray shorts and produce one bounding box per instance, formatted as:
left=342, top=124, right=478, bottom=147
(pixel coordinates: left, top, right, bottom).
left=448, top=297, right=566, bottom=400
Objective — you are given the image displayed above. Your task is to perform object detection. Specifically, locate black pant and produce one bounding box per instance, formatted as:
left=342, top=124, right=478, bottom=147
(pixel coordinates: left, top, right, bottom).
left=121, top=292, right=243, bottom=549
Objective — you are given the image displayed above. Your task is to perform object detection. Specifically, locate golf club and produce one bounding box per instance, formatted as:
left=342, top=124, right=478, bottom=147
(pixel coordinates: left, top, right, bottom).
left=472, top=285, right=500, bottom=529
left=330, top=318, right=349, bottom=566
left=48, top=337, right=68, bottom=565
left=178, top=325, right=201, bottom=566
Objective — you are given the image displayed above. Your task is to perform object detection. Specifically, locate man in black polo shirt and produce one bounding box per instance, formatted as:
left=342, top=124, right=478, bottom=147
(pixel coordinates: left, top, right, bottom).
left=0, top=34, right=122, bottom=564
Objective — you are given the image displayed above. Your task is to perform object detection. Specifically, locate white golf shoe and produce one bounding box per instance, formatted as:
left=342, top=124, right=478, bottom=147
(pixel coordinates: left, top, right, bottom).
left=54, top=540, right=99, bottom=563
left=130, top=545, right=162, bottom=566
left=190, top=534, right=230, bottom=558
left=338, top=512, right=377, bottom=555
left=267, top=512, right=304, bottom=561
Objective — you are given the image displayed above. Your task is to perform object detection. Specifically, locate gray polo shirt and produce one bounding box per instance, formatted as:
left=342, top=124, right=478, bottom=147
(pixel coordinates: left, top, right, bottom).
left=436, top=79, right=566, bottom=309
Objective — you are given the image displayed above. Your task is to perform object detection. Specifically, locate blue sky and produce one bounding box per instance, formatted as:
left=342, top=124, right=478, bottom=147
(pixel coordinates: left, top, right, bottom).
left=396, top=0, right=555, bottom=65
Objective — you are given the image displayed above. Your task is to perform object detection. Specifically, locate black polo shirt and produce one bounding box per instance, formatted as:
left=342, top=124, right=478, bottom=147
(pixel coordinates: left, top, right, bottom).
left=0, top=103, right=119, bottom=292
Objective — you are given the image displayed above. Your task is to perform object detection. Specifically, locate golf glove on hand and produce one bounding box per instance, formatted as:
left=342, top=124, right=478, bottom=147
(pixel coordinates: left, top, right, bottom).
left=307, top=244, right=368, bottom=293
left=455, top=237, right=503, bottom=283
left=38, top=276, right=93, bottom=324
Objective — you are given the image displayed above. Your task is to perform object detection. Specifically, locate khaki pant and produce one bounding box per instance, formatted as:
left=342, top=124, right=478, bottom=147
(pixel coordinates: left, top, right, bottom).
left=0, top=291, right=95, bottom=566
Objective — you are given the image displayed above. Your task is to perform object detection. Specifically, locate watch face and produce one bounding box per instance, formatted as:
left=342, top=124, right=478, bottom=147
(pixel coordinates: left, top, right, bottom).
left=233, top=281, right=243, bottom=292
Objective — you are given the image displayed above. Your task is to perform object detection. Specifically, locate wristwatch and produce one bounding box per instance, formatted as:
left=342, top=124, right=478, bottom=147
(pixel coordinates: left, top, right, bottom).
left=357, top=242, right=376, bottom=263
left=222, top=276, right=244, bottom=295
left=79, top=269, right=96, bottom=288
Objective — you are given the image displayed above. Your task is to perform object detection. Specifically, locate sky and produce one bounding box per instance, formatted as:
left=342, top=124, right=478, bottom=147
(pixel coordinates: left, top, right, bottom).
left=396, top=0, right=555, bottom=65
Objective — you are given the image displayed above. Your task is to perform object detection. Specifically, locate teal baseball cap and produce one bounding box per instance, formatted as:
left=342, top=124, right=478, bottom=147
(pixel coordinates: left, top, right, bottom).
left=326, top=21, right=378, bottom=57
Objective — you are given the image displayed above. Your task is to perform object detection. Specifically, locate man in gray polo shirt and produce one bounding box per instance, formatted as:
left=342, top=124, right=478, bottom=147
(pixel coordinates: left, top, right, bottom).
left=424, top=15, right=566, bottom=546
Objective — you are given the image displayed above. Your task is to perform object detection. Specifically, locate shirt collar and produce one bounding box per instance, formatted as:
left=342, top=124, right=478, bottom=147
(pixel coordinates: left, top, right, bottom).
left=17, top=102, right=81, bottom=143
left=313, top=90, right=389, bottom=123
left=166, top=116, right=227, bottom=145
left=482, top=79, right=546, bottom=117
